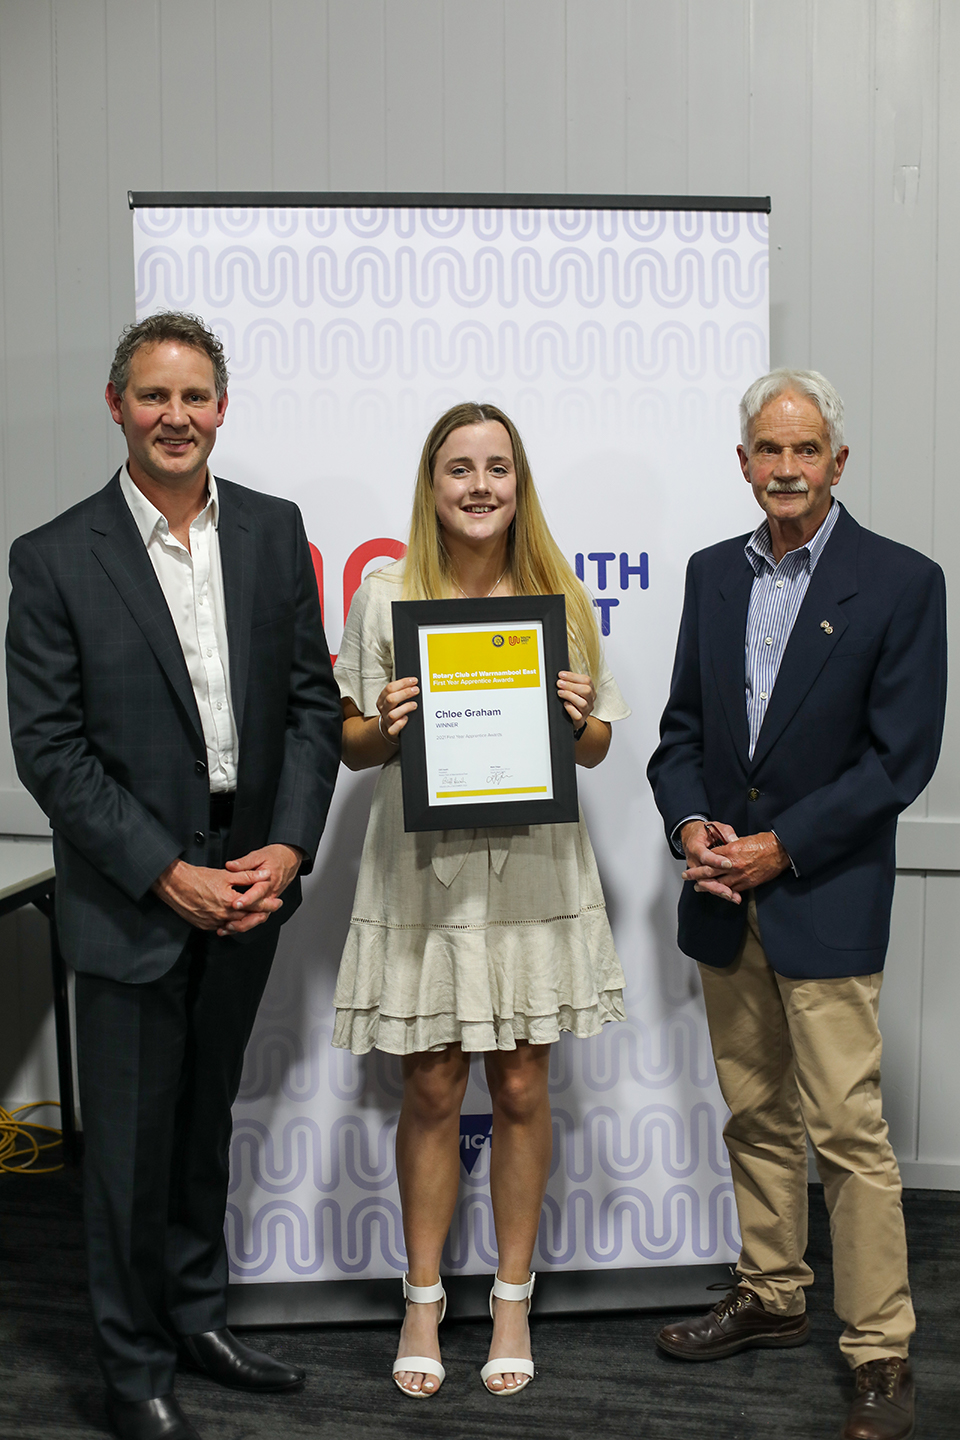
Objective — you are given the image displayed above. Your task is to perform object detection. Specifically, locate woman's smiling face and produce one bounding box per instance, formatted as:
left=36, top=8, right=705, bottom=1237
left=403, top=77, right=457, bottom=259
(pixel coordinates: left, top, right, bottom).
left=431, top=421, right=517, bottom=547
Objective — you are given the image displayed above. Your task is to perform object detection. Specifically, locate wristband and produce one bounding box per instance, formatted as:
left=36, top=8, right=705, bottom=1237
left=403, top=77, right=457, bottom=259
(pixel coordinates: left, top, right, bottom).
left=378, top=712, right=399, bottom=745
left=573, top=719, right=588, bottom=741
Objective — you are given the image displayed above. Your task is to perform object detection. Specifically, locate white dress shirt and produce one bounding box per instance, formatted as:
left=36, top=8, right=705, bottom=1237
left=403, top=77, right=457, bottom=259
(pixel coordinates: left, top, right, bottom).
left=119, top=466, right=238, bottom=793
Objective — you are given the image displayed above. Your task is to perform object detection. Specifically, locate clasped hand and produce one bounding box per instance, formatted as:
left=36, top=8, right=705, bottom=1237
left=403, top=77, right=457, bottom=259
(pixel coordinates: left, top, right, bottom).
left=376, top=670, right=596, bottom=741
left=153, top=843, right=303, bottom=936
left=680, top=820, right=790, bottom=904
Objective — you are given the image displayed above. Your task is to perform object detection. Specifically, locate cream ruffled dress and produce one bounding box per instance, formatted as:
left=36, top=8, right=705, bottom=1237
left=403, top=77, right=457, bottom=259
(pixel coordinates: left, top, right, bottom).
left=332, top=561, right=631, bottom=1055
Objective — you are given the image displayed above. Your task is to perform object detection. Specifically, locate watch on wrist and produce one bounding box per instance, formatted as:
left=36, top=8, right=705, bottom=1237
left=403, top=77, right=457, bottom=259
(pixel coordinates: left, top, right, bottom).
left=573, top=719, right=588, bottom=741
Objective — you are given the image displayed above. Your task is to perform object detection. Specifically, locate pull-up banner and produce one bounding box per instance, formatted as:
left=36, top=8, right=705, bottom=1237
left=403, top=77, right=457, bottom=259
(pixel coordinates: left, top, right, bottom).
left=131, top=192, right=769, bottom=1294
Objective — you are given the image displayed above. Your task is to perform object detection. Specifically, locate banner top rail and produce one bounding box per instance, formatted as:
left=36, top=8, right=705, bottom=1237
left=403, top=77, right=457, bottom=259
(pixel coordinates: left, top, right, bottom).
left=128, top=190, right=771, bottom=214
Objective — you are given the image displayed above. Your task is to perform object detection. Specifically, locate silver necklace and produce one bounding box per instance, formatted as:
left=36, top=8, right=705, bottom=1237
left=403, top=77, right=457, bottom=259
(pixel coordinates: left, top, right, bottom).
left=453, top=565, right=508, bottom=599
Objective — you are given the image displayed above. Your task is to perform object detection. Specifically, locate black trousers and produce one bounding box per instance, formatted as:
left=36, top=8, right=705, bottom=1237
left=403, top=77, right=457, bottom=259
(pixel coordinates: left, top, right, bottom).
left=74, top=853, right=279, bottom=1401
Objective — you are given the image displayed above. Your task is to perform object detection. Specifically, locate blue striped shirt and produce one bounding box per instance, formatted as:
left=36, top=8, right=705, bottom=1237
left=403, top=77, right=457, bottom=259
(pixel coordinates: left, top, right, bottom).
left=744, top=499, right=840, bottom=758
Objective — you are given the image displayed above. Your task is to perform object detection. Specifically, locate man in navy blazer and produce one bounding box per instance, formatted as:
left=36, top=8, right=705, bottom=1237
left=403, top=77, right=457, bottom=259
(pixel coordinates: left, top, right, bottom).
left=6, top=313, right=342, bottom=1440
left=647, top=369, right=946, bottom=1440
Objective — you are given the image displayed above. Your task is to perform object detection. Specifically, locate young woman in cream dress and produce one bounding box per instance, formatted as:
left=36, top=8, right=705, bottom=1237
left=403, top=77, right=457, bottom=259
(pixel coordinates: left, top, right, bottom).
left=333, top=403, right=629, bottom=1398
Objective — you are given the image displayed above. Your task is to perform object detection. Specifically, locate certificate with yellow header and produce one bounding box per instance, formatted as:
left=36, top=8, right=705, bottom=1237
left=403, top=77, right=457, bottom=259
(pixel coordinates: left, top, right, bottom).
left=392, top=595, right=579, bottom=832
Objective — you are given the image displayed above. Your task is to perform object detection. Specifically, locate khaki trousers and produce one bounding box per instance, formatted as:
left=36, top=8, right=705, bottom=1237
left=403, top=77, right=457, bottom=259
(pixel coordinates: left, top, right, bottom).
left=697, top=897, right=914, bottom=1367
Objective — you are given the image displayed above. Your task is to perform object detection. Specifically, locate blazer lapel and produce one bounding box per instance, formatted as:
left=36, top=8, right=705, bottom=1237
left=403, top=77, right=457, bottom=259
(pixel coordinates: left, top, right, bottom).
left=708, top=550, right=754, bottom=766
left=749, top=509, right=859, bottom=773
left=215, top=479, right=255, bottom=739
left=89, top=475, right=204, bottom=747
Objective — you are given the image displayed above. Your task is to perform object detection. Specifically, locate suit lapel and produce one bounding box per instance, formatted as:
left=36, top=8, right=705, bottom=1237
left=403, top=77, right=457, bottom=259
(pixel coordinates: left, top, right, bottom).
left=215, top=479, right=255, bottom=739
left=709, top=550, right=754, bottom=766
left=89, top=474, right=204, bottom=746
left=749, top=508, right=859, bottom=773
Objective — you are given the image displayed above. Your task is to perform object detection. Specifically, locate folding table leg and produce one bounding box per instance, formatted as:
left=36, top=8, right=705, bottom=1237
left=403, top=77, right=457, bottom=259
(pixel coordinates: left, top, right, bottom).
left=34, top=889, right=81, bottom=1165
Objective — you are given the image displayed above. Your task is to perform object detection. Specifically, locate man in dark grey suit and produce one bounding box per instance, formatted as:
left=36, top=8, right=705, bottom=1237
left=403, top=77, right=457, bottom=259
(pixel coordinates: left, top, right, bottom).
left=6, top=312, right=342, bottom=1440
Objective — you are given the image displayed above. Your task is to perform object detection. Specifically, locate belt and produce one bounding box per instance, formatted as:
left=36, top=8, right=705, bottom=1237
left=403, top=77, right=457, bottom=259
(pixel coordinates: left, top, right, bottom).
left=208, top=791, right=236, bottom=831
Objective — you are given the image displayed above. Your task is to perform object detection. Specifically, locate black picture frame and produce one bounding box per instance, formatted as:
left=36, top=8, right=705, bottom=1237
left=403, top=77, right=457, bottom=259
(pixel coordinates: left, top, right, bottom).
left=392, top=595, right=579, bottom=832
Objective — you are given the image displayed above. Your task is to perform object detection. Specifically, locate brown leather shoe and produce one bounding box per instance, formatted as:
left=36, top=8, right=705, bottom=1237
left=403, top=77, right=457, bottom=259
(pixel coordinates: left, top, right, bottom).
left=841, top=1358, right=915, bottom=1440
left=656, top=1284, right=810, bottom=1360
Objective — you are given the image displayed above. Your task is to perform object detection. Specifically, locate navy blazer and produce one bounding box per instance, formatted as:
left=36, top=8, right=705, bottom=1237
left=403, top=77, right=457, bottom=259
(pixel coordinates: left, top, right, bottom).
left=647, top=504, right=947, bottom=979
left=6, top=471, right=342, bottom=984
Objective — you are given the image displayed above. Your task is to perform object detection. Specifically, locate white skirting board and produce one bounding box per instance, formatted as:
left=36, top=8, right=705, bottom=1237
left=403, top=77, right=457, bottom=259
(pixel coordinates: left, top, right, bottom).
left=807, top=1159, right=960, bottom=1190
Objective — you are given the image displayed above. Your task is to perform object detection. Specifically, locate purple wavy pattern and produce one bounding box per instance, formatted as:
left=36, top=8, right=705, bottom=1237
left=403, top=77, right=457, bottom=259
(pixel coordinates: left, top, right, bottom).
left=135, top=241, right=767, bottom=313
left=136, top=207, right=762, bottom=245
left=221, top=384, right=745, bottom=438
left=224, top=1183, right=740, bottom=1277
left=237, top=1015, right=719, bottom=1104
left=229, top=1102, right=730, bottom=1196
left=547, top=1103, right=731, bottom=1182
left=202, top=317, right=765, bottom=383
left=548, top=1015, right=717, bottom=1092
left=236, top=1026, right=404, bottom=1104
left=228, top=1115, right=398, bottom=1195
left=537, top=1183, right=740, bottom=1263
left=225, top=1196, right=407, bottom=1277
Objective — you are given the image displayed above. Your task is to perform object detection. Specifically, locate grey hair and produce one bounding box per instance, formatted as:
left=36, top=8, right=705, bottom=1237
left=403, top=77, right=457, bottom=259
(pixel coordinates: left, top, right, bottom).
left=740, top=368, right=845, bottom=453
left=109, top=311, right=229, bottom=400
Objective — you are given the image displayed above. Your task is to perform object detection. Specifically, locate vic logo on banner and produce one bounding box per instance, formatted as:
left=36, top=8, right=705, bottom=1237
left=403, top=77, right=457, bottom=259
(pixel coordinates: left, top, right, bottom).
left=459, top=1114, right=493, bottom=1174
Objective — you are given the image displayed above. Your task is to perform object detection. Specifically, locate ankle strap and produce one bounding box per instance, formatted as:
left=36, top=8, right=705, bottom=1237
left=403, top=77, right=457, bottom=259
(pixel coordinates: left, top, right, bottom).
left=402, top=1274, right=445, bottom=1304
left=491, top=1271, right=536, bottom=1302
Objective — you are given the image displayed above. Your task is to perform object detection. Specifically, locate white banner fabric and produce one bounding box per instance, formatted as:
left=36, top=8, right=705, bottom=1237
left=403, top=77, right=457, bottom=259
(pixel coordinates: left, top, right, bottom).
left=133, top=202, right=768, bottom=1284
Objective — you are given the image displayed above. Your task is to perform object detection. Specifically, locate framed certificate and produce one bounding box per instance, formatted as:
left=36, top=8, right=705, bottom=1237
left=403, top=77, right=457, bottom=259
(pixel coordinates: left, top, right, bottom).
left=392, top=594, right=579, bottom=832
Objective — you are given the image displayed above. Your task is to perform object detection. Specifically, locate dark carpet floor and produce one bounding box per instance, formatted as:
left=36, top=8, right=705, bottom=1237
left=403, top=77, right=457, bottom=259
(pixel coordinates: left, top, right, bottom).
left=2, top=1160, right=957, bottom=1440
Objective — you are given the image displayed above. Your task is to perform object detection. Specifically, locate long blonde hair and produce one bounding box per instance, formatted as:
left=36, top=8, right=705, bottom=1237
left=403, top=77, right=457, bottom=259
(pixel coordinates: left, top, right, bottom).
left=403, top=402, right=601, bottom=679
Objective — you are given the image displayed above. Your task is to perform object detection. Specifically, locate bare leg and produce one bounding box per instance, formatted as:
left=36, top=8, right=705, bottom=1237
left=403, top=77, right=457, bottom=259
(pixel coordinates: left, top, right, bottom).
left=483, top=1042, right=552, bottom=1392
left=394, top=1045, right=470, bottom=1394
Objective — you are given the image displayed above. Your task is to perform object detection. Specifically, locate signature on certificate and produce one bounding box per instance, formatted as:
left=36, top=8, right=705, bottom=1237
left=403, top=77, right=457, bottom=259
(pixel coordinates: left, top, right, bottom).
left=486, top=766, right=511, bottom=786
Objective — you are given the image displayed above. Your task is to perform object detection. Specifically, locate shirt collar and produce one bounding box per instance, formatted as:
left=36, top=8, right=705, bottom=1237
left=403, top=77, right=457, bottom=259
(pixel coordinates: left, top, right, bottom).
left=745, top=497, right=840, bottom=577
left=119, top=464, right=219, bottom=546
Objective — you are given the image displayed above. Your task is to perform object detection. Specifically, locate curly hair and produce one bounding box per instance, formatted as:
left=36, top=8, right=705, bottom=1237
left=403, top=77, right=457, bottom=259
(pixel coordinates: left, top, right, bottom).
left=109, top=311, right=229, bottom=399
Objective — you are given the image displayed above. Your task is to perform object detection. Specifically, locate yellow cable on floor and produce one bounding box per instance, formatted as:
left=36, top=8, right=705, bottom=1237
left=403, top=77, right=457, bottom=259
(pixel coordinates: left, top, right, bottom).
left=0, top=1102, right=64, bottom=1173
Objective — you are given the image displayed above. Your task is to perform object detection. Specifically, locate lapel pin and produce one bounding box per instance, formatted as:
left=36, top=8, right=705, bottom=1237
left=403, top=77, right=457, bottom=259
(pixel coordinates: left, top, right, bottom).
left=820, top=620, right=834, bottom=635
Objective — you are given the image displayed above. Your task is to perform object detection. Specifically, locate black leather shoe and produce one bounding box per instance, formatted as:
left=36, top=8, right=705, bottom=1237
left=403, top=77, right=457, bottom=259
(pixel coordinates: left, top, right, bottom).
left=841, top=1358, right=915, bottom=1440
left=656, top=1284, right=810, bottom=1360
left=180, top=1327, right=305, bottom=1392
left=105, top=1394, right=201, bottom=1440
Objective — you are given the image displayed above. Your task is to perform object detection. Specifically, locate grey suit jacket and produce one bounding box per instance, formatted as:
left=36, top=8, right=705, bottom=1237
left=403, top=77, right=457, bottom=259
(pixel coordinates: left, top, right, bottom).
left=6, top=470, right=342, bottom=983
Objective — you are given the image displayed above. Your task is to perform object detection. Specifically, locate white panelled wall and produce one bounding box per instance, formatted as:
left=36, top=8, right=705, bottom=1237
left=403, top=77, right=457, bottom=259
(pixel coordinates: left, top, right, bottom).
left=1, top=0, right=957, bottom=1185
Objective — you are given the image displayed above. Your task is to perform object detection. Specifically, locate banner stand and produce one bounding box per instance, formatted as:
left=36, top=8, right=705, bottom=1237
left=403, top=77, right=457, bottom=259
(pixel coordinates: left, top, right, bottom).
left=228, top=1262, right=732, bottom=1329
left=130, top=190, right=769, bottom=1311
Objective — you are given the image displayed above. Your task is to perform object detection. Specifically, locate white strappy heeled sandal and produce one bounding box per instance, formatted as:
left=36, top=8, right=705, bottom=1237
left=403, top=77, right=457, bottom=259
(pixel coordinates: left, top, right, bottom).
left=392, top=1274, right=447, bottom=1397
left=481, top=1271, right=536, bottom=1395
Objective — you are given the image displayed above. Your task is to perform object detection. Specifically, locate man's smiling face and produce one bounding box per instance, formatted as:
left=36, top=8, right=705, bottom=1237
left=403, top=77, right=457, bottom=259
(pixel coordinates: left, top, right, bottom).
left=738, top=389, right=848, bottom=533
left=106, top=340, right=227, bottom=492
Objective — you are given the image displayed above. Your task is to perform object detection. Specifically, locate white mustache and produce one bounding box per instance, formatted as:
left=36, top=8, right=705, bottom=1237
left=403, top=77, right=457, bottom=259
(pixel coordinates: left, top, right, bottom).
left=765, top=479, right=809, bottom=495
